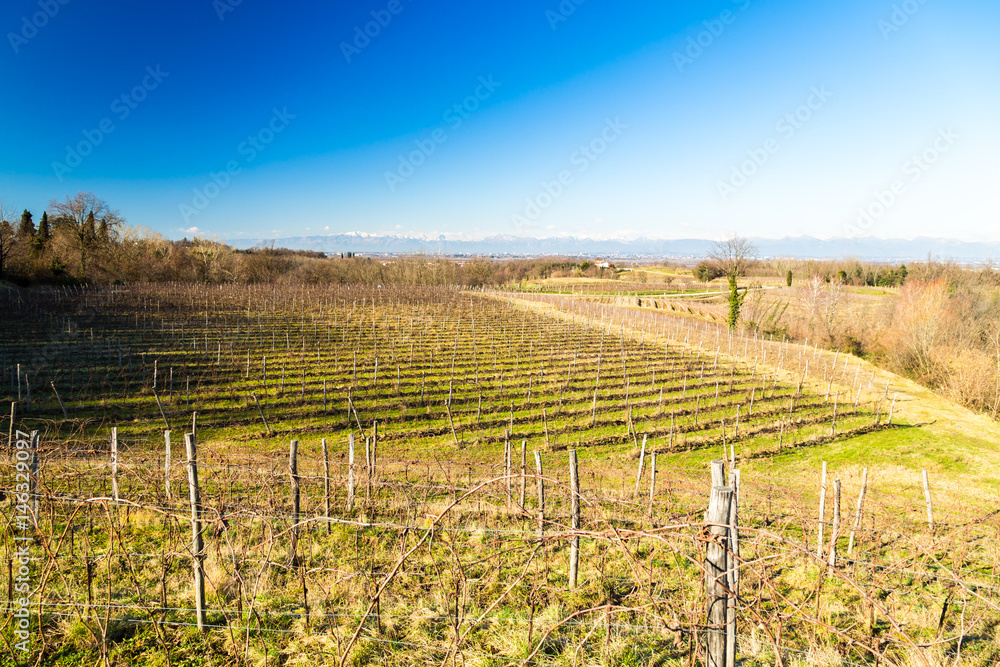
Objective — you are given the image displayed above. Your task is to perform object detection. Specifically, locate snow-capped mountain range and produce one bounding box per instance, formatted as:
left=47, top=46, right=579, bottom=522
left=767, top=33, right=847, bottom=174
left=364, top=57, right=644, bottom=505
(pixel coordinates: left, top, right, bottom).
left=227, top=233, right=1000, bottom=262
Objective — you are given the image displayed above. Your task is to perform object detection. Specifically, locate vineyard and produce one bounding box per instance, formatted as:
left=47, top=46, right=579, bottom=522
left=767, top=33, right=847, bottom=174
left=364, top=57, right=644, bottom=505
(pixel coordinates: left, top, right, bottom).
left=2, top=284, right=1000, bottom=666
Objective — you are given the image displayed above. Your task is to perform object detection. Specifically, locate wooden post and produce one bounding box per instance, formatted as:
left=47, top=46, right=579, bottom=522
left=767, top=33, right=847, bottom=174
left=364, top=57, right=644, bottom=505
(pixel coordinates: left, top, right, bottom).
left=251, top=392, right=271, bottom=435
left=361, top=436, right=370, bottom=503
left=827, top=479, right=841, bottom=569
left=372, top=420, right=378, bottom=479
left=647, top=451, right=657, bottom=522
left=191, top=412, right=197, bottom=441
left=711, top=459, right=726, bottom=489
left=847, top=467, right=868, bottom=556
left=519, top=440, right=527, bottom=508
left=289, top=439, right=300, bottom=566
left=591, top=387, right=598, bottom=427
left=726, top=469, right=740, bottom=667
left=347, top=433, right=356, bottom=511
left=154, top=390, right=171, bottom=430
left=888, top=393, right=897, bottom=425
left=568, top=449, right=580, bottom=589
left=534, top=451, right=545, bottom=539
left=504, top=433, right=512, bottom=509
left=51, top=382, right=69, bottom=420
left=634, top=435, right=647, bottom=495
left=184, top=433, right=207, bottom=633
left=831, top=391, right=838, bottom=435
left=7, top=402, right=14, bottom=453
left=922, top=469, right=934, bottom=533
left=706, top=485, right=733, bottom=667
left=817, top=461, right=827, bottom=559
left=322, top=438, right=331, bottom=534
left=111, top=427, right=120, bottom=502
left=164, top=430, right=171, bottom=500
left=28, top=431, right=40, bottom=527
left=445, top=400, right=460, bottom=447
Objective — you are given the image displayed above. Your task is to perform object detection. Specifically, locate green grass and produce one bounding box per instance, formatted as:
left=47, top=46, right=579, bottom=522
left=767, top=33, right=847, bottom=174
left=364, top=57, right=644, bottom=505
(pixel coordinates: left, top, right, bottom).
left=3, top=283, right=1000, bottom=666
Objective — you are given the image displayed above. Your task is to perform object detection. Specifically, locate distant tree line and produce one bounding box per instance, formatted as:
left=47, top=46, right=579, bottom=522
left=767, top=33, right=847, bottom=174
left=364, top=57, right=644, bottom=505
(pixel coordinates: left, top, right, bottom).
left=694, top=256, right=911, bottom=288
left=0, top=191, right=629, bottom=287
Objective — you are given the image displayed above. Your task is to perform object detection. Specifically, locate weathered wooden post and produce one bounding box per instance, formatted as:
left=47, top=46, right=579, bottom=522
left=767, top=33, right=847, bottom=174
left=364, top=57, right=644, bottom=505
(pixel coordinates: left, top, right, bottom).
left=364, top=437, right=372, bottom=501
left=726, top=469, right=740, bottom=667
left=817, top=461, right=828, bottom=558
left=590, top=386, right=598, bottom=426
left=647, top=451, right=657, bottom=522
left=827, top=479, right=841, bottom=569
left=164, top=430, right=171, bottom=500
left=322, top=437, right=331, bottom=533
left=831, top=391, right=839, bottom=435
left=111, top=427, right=120, bottom=502
left=519, top=440, right=527, bottom=508
left=633, top=435, right=647, bottom=495
left=568, top=449, right=580, bottom=589
left=154, top=390, right=171, bottom=430
left=534, top=451, right=545, bottom=539
left=29, top=430, right=40, bottom=526
left=371, top=420, right=378, bottom=482
left=289, top=439, right=300, bottom=566
left=51, top=382, right=69, bottom=420
left=711, top=459, right=726, bottom=488
left=347, top=433, right=356, bottom=511
left=504, top=432, right=512, bottom=509
left=922, top=469, right=934, bottom=533
left=7, top=402, right=14, bottom=453
left=706, top=485, right=734, bottom=667
left=184, top=432, right=207, bottom=632
left=847, top=467, right=868, bottom=556
left=251, top=392, right=270, bottom=435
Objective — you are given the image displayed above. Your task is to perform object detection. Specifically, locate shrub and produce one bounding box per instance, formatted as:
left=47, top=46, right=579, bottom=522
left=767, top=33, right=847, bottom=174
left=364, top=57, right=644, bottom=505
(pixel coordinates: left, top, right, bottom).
left=693, top=262, right=722, bottom=282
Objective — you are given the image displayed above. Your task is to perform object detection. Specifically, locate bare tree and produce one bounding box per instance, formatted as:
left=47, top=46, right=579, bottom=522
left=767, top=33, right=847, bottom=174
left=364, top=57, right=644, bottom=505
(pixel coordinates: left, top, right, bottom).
left=801, top=274, right=844, bottom=344
left=48, top=192, right=123, bottom=278
left=709, top=234, right=758, bottom=328
left=0, top=200, right=17, bottom=279
left=708, top=234, right=758, bottom=279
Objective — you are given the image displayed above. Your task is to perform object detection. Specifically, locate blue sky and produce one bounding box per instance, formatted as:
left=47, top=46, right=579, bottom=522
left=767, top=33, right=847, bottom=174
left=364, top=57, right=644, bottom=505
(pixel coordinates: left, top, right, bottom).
left=1, top=0, right=997, bottom=242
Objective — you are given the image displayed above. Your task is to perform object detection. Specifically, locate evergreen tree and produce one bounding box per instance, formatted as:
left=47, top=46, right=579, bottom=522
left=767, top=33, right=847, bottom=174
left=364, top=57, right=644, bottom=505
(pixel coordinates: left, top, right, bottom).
left=17, top=210, right=35, bottom=239
left=98, top=217, right=109, bottom=240
left=38, top=212, right=51, bottom=241
left=33, top=212, right=51, bottom=253
left=785, top=269, right=792, bottom=287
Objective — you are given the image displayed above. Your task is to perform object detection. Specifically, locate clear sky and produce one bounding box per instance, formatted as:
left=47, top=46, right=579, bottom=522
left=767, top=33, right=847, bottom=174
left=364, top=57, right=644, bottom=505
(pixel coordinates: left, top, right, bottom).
left=1, top=0, right=997, bottom=243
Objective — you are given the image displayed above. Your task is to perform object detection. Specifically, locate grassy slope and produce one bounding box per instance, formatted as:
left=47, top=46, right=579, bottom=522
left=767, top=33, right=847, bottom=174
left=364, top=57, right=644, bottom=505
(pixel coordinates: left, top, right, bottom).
left=507, top=292, right=1000, bottom=517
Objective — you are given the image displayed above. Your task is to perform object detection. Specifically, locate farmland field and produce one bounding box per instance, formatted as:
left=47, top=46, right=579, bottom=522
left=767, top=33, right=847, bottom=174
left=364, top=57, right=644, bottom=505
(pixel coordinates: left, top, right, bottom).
left=2, top=283, right=1000, bottom=666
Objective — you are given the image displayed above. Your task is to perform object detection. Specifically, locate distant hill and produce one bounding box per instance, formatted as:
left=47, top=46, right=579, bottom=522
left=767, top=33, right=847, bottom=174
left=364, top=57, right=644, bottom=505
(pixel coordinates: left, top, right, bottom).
left=229, top=233, right=1000, bottom=262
